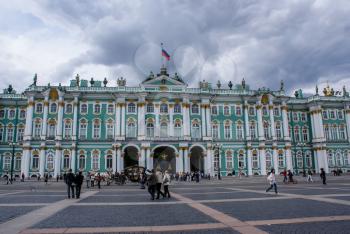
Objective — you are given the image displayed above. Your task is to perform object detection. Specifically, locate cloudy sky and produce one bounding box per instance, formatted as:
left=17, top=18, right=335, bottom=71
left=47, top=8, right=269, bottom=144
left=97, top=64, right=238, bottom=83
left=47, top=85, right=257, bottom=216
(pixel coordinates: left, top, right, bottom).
left=1, top=0, right=350, bottom=95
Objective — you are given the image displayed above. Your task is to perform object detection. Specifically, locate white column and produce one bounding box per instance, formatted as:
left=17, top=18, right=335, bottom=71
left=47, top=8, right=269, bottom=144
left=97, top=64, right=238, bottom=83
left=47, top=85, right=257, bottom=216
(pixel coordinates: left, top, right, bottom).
left=139, top=147, right=145, bottom=167
left=39, top=146, right=46, bottom=177
left=24, top=96, right=34, bottom=141
left=116, top=147, right=122, bottom=172
left=206, top=105, right=212, bottom=137
left=178, top=148, right=184, bottom=172
left=281, top=104, right=290, bottom=140
left=112, top=146, right=117, bottom=173
left=244, top=101, right=250, bottom=140
left=155, top=104, right=160, bottom=137
left=71, top=147, right=76, bottom=173
left=184, top=148, right=190, bottom=172
left=54, top=144, right=62, bottom=178
left=176, top=150, right=180, bottom=173
left=147, top=148, right=153, bottom=170
left=183, top=103, right=190, bottom=137
left=269, top=104, right=276, bottom=140
left=137, top=102, right=145, bottom=139
left=207, top=148, right=214, bottom=175
left=121, top=104, right=126, bottom=137
left=345, top=109, right=350, bottom=143
left=272, top=147, right=278, bottom=174
left=285, top=147, right=293, bottom=171
left=56, top=96, right=64, bottom=141
left=72, top=97, right=78, bottom=140
left=259, top=147, right=266, bottom=175
left=201, top=104, right=206, bottom=137
left=169, top=104, right=174, bottom=137
left=41, top=96, right=49, bottom=140
left=22, top=147, right=31, bottom=178
left=247, top=148, right=253, bottom=176
left=115, top=103, right=121, bottom=139
left=256, top=104, right=264, bottom=141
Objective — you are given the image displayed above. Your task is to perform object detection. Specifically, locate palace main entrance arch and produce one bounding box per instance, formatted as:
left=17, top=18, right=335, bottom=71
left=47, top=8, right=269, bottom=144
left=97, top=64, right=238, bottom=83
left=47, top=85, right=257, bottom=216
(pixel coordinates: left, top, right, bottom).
left=190, top=146, right=205, bottom=172
left=153, top=146, right=176, bottom=173
left=123, top=146, right=139, bottom=169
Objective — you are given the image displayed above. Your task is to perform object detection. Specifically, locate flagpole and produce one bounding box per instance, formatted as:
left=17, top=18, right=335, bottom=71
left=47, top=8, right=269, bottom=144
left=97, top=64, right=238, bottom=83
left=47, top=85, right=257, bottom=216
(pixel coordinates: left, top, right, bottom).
left=161, top=42, right=164, bottom=68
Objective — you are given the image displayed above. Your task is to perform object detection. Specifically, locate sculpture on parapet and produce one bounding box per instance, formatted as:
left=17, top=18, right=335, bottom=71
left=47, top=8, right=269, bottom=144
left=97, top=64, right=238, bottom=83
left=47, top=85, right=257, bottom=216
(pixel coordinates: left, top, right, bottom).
left=75, top=74, right=80, bottom=86
left=242, top=78, right=246, bottom=89
left=228, top=81, right=233, bottom=90
left=33, top=73, right=37, bottom=86
left=217, top=80, right=221, bottom=89
left=199, top=80, right=209, bottom=89
left=103, top=77, right=108, bottom=87
left=117, top=77, right=126, bottom=87
left=280, top=80, right=284, bottom=92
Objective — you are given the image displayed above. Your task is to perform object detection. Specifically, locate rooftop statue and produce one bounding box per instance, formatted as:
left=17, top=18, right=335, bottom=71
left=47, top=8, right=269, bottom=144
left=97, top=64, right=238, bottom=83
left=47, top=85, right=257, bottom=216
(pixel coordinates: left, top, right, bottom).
left=103, top=77, right=108, bottom=87
left=228, top=81, right=233, bottom=90
left=280, top=80, right=284, bottom=91
left=117, top=77, right=126, bottom=87
left=217, top=80, right=221, bottom=89
left=75, top=74, right=80, bottom=86
left=242, top=78, right=246, bottom=89
left=199, top=80, right=209, bottom=89
left=323, top=84, right=334, bottom=96
left=33, top=73, right=37, bottom=86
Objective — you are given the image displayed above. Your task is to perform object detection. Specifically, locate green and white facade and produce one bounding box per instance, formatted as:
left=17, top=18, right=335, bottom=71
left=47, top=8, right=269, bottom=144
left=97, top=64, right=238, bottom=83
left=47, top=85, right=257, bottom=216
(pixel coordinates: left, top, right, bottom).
left=1, top=67, right=350, bottom=178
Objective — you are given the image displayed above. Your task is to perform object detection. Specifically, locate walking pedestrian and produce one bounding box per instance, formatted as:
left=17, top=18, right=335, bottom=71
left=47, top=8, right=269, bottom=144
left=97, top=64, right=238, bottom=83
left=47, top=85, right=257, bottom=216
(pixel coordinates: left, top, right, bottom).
left=6, top=173, right=10, bottom=185
left=266, top=169, right=278, bottom=194
left=307, top=170, right=313, bottom=183
left=282, top=169, right=288, bottom=183
left=75, top=171, right=84, bottom=199
left=163, top=170, right=171, bottom=198
left=86, top=172, right=91, bottom=188
left=44, top=173, right=49, bottom=184
left=21, top=173, right=25, bottom=182
left=96, top=173, right=101, bottom=189
left=155, top=169, right=165, bottom=199
left=147, top=169, right=157, bottom=200
left=320, top=168, right=326, bottom=185
left=66, top=169, right=76, bottom=199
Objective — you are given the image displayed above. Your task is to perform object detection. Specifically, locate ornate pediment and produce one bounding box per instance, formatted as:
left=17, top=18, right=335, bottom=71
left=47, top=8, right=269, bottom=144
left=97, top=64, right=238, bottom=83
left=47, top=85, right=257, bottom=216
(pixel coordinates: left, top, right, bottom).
left=141, top=67, right=187, bottom=88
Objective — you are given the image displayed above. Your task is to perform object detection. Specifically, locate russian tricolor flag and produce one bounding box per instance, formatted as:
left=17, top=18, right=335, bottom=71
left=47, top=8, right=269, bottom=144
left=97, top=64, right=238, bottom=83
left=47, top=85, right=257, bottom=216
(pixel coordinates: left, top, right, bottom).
left=162, top=49, right=170, bottom=61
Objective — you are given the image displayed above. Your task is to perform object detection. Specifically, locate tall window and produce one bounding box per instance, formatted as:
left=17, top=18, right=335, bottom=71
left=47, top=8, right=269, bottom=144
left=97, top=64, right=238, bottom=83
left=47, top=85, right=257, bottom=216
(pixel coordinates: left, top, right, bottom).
left=339, top=124, right=346, bottom=139
left=36, top=103, right=43, bottom=113
left=146, top=122, right=154, bottom=137
left=238, top=151, right=245, bottom=168
left=79, top=154, right=85, bottom=170
left=223, top=106, right=230, bottom=115
left=265, top=152, right=272, bottom=169
left=17, top=127, right=24, bottom=141
left=15, top=156, right=21, bottom=170
left=235, top=106, right=242, bottom=116
left=338, top=110, right=344, bottom=119
left=146, top=103, right=154, bottom=113
left=50, top=103, right=57, bottom=113
left=191, top=104, right=199, bottom=114
left=160, top=103, right=168, bottom=113
left=32, top=154, right=39, bottom=170
left=94, top=104, right=101, bottom=114
left=212, top=122, right=219, bottom=139
left=48, top=123, right=55, bottom=139
left=302, top=126, right=309, bottom=142
left=327, top=151, right=334, bottom=167
left=211, top=106, right=218, bottom=115
left=106, top=121, right=114, bottom=139
left=20, top=109, right=26, bottom=119
left=324, top=125, right=330, bottom=140
left=275, top=122, right=282, bottom=140
left=63, top=153, right=70, bottom=169
left=335, top=152, right=343, bottom=166
left=127, top=119, right=136, bottom=138
left=252, top=151, right=259, bottom=168
left=278, top=151, right=285, bottom=167
left=64, top=121, right=72, bottom=139
left=292, top=112, right=298, bottom=121
left=79, top=120, right=87, bottom=139
left=34, top=121, right=42, bottom=138
left=214, top=150, right=220, bottom=169
left=236, top=122, right=243, bottom=140
left=8, top=109, right=15, bottom=119
left=160, top=122, right=168, bottom=137
left=3, top=155, right=11, bottom=170
left=0, top=109, right=5, bottom=118
left=224, top=121, right=231, bottom=139
left=263, top=122, right=270, bottom=139
left=0, top=126, right=3, bottom=142
left=106, top=154, right=113, bottom=170
left=296, top=151, right=303, bottom=168
left=262, top=106, right=268, bottom=116
left=249, top=107, right=255, bottom=116
left=107, top=104, right=114, bottom=114
left=92, top=120, right=100, bottom=139
left=191, top=121, right=200, bottom=139
left=174, top=120, right=182, bottom=137
left=294, top=126, right=300, bottom=142
left=322, top=110, right=328, bottom=119
left=174, top=104, right=181, bottom=113
left=47, top=153, right=54, bottom=171
left=80, top=104, right=87, bottom=114
left=65, top=104, right=73, bottom=114
left=300, top=113, right=306, bottom=121
left=7, top=127, right=14, bottom=142
left=330, top=124, right=338, bottom=140
left=92, top=151, right=99, bottom=171
left=329, top=110, right=335, bottom=119
left=226, top=150, right=233, bottom=171
left=273, top=107, right=280, bottom=116
left=305, top=151, right=312, bottom=168
left=250, top=121, right=257, bottom=139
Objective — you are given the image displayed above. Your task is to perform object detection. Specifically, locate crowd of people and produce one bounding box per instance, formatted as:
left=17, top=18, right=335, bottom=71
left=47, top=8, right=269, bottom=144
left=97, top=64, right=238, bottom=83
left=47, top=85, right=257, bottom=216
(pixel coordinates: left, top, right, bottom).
left=144, top=169, right=171, bottom=200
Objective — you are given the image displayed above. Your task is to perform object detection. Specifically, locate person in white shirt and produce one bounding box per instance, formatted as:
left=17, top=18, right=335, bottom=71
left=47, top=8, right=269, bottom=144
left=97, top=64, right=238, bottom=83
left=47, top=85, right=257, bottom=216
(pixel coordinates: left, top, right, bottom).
left=266, top=169, right=278, bottom=194
left=163, top=170, right=171, bottom=198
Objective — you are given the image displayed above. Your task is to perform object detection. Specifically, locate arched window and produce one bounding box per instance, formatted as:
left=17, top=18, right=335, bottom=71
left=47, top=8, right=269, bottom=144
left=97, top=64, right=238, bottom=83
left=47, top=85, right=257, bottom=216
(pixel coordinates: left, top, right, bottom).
left=262, top=106, right=268, bottom=116
left=331, top=124, right=338, bottom=140
left=174, top=104, right=181, bottom=113
left=63, top=152, right=70, bottom=169
left=65, top=104, right=73, bottom=114
left=79, top=119, right=87, bottom=139
left=191, top=120, right=200, bottom=139
left=338, top=110, right=344, bottom=119
left=302, top=126, right=309, bottom=142
left=275, top=122, right=282, bottom=140
left=127, top=119, right=136, bottom=138
left=17, top=126, right=24, bottom=142
left=8, top=109, right=15, bottom=119
left=305, top=151, right=312, bottom=168
left=94, top=104, right=101, bottom=114
left=47, top=153, right=54, bottom=171
left=146, top=103, right=154, bottom=113
left=146, top=122, right=154, bottom=137
left=223, top=106, right=230, bottom=115
left=249, top=107, right=255, bottom=116
left=174, top=120, right=182, bottom=137
left=265, top=152, right=272, bottom=169
left=107, top=104, right=114, bottom=114
left=160, top=122, right=168, bottom=137
left=327, top=151, right=334, bottom=167
left=50, top=103, right=57, bottom=113
left=263, top=121, right=270, bottom=139
left=160, top=103, right=168, bottom=113
left=294, top=126, right=300, bottom=142
left=273, top=107, right=280, bottom=116
left=3, top=155, right=11, bottom=170
left=212, top=121, right=219, bottom=139
left=235, top=106, right=242, bottom=116
left=278, top=150, right=285, bottom=168
left=106, top=120, right=114, bottom=139
left=226, top=150, right=233, bottom=171
left=250, top=121, right=257, bottom=139
left=236, top=122, right=243, bottom=140
left=36, top=103, right=43, bottom=113
left=6, top=126, right=14, bottom=142
left=191, top=104, right=199, bottom=114
left=292, top=112, right=298, bottom=121
left=344, top=151, right=349, bottom=166
left=32, top=154, right=39, bottom=170
left=15, top=156, right=21, bottom=170
left=335, top=152, right=343, bottom=166
left=20, top=109, right=26, bottom=118
left=93, top=120, right=100, bottom=139
left=252, top=150, right=259, bottom=168
left=64, top=120, right=72, bottom=139
left=224, top=121, right=231, bottom=139
left=106, top=153, right=113, bottom=170
left=79, top=153, right=85, bottom=170
left=339, top=124, right=346, bottom=140
left=92, top=150, right=99, bottom=171
left=238, top=151, right=245, bottom=168
left=296, top=151, right=303, bottom=168
left=48, top=122, right=56, bottom=139
left=34, top=119, right=42, bottom=138
left=80, top=104, right=88, bottom=114
left=0, top=125, right=3, bottom=142
left=211, top=106, right=218, bottom=115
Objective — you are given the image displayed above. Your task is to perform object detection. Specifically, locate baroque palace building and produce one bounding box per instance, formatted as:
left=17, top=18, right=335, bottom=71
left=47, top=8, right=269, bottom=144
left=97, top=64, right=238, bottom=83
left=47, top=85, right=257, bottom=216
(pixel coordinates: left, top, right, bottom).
left=1, top=66, right=350, bottom=178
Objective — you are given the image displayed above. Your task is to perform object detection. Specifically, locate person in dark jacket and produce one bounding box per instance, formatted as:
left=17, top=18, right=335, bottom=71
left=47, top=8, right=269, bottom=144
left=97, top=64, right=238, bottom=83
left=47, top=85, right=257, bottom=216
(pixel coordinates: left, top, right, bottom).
left=147, top=170, right=157, bottom=200
left=66, top=169, right=76, bottom=199
left=320, top=168, right=326, bottom=185
left=75, top=171, right=84, bottom=199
